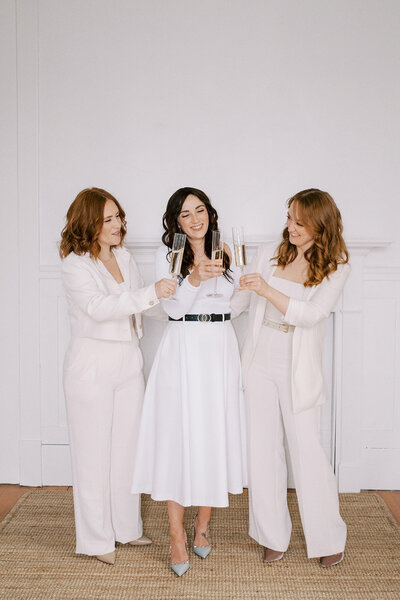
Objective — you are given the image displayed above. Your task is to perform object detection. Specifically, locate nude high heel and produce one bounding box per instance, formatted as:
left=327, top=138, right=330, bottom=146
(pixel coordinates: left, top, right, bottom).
left=96, top=550, right=115, bottom=565
left=263, top=547, right=284, bottom=563
left=320, top=551, right=344, bottom=567
left=128, top=535, right=152, bottom=546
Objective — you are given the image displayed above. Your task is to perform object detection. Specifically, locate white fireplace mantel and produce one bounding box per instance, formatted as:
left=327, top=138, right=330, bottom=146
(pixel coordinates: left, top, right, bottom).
left=31, top=238, right=393, bottom=492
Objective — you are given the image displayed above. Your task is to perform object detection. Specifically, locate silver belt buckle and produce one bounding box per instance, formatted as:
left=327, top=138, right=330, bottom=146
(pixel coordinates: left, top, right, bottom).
left=198, top=313, right=211, bottom=322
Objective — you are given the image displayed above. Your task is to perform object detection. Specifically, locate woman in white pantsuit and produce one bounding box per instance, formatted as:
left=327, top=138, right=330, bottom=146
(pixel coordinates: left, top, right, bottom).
left=231, top=189, right=350, bottom=568
left=60, top=188, right=176, bottom=565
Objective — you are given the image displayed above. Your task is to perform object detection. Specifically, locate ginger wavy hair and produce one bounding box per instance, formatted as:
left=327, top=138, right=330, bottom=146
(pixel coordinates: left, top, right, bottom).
left=273, top=189, right=349, bottom=287
left=59, top=188, right=127, bottom=259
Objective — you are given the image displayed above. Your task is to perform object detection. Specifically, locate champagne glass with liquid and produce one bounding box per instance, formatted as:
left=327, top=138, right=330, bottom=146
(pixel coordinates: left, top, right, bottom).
left=232, top=227, right=247, bottom=273
left=169, top=233, right=186, bottom=300
left=207, top=229, right=224, bottom=298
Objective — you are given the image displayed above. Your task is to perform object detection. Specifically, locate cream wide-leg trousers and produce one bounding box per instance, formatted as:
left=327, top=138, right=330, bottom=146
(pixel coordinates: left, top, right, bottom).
left=63, top=336, right=144, bottom=556
left=245, top=326, right=347, bottom=558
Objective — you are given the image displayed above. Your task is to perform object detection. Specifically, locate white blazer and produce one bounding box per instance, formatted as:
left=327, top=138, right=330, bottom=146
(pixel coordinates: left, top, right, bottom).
left=231, top=242, right=351, bottom=413
left=61, top=246, right=159, bottom=342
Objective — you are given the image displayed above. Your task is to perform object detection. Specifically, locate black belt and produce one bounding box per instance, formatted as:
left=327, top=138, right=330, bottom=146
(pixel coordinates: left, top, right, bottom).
left=169, top=313, right=231, bottom=323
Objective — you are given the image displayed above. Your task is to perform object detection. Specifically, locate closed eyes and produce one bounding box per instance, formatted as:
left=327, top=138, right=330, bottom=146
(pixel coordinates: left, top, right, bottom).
left=104, top=213, right=120, bottom=223
left=287, top=214, right=303, bottom=227
left=181, top=208, right=205, bottom=218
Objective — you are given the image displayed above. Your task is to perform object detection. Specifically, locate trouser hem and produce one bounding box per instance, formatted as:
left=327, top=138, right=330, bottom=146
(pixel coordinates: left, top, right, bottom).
left=76, top=544, right=116, bottom=556
left=306, top=546, right=345, bottom=559
left=248, top=529, right=289, bottom=552
left=116, top=528, right=143, bottom=545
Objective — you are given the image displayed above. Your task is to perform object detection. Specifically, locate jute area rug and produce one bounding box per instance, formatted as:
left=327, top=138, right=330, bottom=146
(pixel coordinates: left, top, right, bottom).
left=0, top=489, right=399, bottom=600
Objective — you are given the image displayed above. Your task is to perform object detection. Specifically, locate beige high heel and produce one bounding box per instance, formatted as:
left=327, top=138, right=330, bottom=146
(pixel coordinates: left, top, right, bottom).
left=96, top=550, right=115, bottom=565
left=320, top=551, right=344, bottom=567
left=263, top=547, right=284, bottom=563
left=128, top=535, right=152, bottom=546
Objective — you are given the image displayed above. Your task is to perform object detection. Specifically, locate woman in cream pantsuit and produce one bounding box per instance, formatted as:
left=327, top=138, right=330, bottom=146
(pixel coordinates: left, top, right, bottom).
left=231, top=189, right=350, bottom=568
left=60, top=188, right=176, bottom=565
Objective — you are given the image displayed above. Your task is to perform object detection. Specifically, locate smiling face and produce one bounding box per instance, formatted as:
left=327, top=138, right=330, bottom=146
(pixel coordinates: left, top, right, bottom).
left=97, top=199, right=122, bottom=248
left=286, top=202, right=314, bottom=252
left=177, top=194, right=209, bottom=242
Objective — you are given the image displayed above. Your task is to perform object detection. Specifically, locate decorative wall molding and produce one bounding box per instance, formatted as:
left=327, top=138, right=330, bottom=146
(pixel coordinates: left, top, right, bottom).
left=364, top=266, right=400, bottom=281
left=40, top=238, right=393, bottom=274
left=35, top=236, right=398, bottom=492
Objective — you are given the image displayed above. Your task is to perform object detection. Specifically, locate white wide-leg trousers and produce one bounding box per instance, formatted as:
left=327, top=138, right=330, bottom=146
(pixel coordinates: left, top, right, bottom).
left=245, top=326, right=347, bottom=558
left=63, top=337, right=144, bottom=556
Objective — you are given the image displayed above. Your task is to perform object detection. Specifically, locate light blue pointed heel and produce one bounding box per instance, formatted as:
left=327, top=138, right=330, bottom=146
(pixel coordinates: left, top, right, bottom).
left=193, top=514, right=212, bottom=559
left=171, top=530, right=190, bottom=577
left=193, top=544, right=212, bottom=559
left=171, top=560, right=190, bottom=577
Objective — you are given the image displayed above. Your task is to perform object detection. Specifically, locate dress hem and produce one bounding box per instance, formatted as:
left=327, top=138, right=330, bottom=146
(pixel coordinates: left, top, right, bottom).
left=131, top=487, right=246, bottom=508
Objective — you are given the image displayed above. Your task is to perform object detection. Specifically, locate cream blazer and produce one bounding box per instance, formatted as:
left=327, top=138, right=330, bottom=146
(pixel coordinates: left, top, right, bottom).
left=62, top=246, right=159, bottom=342
left=231, top=242, right=351, bottom=413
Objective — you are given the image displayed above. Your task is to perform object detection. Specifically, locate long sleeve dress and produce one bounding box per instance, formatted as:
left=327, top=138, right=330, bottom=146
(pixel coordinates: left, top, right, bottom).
left=131, top=245, right=247, bottom=507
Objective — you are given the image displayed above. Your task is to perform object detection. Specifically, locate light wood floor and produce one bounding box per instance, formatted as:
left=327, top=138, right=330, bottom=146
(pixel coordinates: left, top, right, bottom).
left=1, top=485, right=399, bottom=525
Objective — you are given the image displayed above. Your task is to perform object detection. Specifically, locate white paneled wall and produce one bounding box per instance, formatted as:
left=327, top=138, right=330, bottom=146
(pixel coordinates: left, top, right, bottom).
left=38, top=244, right=336, bottom=487
left=1, top=1, right=399, bottom=490
left=0, top=0, right=20, bottom=484
left=361, top=268, right=400, bottom=489
left=37, top=241, right=400, bottom=491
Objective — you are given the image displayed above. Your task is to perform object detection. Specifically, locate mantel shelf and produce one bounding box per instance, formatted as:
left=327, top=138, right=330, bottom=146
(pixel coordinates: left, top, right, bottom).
left=124, top=237, right=392, bottom=251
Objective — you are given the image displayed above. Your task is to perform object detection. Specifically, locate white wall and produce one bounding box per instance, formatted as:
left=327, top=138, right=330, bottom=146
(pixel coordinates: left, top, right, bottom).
left=0, top=0, right=20, bottom=483
left=38, top=0, right=400, bottom=266
left=1, top=0, right=399, bottom=488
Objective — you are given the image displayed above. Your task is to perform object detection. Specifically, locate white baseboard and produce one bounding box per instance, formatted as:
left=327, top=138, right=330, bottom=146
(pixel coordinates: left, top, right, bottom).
left=337, top=462, right=361, bottom=493
left=41, top=445, right=72, bottom=486
left=361, top=449, right=400, bottom=490
left=19, top=439, right=42, bottom=486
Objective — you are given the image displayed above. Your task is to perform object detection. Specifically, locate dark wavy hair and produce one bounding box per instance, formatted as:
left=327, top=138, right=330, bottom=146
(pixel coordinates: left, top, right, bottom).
left=272, top=188, right=349, bottom=287
left=162, top=187, right=232, bottom=282
left=59, top=188, right=127, bottom=259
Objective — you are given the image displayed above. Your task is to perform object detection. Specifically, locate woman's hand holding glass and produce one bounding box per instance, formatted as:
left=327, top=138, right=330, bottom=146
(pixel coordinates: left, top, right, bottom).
left=188, top=259, right=224, bottom=287
left=238, top=272, right=270, bottom=297
left=155, top=278, right=178, bottom=299
left=239, top=273, right=290, bottom=315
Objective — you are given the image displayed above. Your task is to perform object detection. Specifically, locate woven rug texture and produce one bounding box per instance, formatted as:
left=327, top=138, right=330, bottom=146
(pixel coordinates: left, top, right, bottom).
left=0, top=489, right=399, bottom=600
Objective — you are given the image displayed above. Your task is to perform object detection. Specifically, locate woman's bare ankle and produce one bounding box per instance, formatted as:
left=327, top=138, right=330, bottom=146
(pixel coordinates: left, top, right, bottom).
left=170, top=527, right=185, bottom=541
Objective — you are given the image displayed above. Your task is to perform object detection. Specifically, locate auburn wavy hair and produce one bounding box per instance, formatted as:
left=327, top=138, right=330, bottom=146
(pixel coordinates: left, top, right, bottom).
left=162, top=187, right=232, bottom=282
left=272, top=189, right=349, bottom=287
left=59, top=188, right=127, bottom=259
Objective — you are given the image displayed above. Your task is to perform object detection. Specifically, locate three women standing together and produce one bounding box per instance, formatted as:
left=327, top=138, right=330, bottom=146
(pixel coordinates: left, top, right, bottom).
left=60, top=186, right=350, bottom=575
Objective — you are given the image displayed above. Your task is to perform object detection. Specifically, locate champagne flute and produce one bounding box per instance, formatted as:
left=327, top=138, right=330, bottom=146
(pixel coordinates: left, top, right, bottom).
left=232, top=227, right=247, bottom=273
left=169, top=233, right=186, bottom=300
left=206, top=230, right=224, bottom=298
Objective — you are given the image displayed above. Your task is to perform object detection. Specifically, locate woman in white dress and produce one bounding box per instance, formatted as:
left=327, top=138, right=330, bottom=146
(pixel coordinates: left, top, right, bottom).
left=131, top=187, right=247, bottom=576
left=60, top=188, right=176, bottom=565
left=232, top=189, right=349, bottom=568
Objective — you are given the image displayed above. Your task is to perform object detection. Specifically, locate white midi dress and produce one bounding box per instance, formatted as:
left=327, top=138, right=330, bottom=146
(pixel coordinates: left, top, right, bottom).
left=131, top=245, right=247, bottom=507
